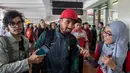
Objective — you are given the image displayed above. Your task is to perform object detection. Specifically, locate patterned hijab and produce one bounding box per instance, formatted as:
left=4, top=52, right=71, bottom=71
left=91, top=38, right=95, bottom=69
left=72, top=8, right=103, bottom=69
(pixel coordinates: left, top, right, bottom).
left=98, top=21, right=129, bottom=73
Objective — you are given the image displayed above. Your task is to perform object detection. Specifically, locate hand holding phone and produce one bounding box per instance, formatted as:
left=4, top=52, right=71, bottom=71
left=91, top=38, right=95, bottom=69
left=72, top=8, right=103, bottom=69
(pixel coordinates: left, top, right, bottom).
left=36, top=45, right=50, bottom=56
left=77, top=45, right=83, bottom=51
left=77, top=45, right=90, bottom=57
left=28, top=49, right=45, bottom=64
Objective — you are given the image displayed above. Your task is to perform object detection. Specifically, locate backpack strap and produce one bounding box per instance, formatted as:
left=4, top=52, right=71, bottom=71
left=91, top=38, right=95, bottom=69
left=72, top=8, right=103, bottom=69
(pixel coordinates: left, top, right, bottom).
left=65, top=34, right=78, bottom=72
left=0, top=35, right=27, bottom=62
left=44, top=29, right=57, bottom=47
left=0, top=35, right=13, bottom=62
left=35, top=29, right=55, bottom=49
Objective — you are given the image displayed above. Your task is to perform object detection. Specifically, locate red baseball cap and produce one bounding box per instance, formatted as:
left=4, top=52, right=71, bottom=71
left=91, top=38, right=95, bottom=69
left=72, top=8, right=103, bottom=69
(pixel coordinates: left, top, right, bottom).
left=60, top=8, right=78, bottom=21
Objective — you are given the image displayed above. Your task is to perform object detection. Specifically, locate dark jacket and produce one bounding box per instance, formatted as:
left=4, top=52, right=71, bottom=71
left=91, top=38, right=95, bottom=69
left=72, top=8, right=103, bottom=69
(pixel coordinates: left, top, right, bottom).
left=35, top=28, right=79, bottom=73
left=83, top=28, right=92, bottom=43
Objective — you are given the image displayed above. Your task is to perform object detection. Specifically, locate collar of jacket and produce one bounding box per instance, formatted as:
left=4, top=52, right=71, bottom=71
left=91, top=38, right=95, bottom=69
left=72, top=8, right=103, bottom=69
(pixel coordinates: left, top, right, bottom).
left=5, top=32, right=22, bottom=44
left=55, top=26, right=64, bottom=39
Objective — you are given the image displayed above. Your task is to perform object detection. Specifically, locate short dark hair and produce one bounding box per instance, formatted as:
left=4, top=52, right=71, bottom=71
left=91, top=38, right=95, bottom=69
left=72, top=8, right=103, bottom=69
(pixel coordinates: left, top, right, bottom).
left=99, top=22, right=104, bottom=26
left=82, top=22, right=89, bottom=25
left=92, top=25, right=96, bottom=28
left=3, top=10, right=24, bottom=27
left=40, top=19, right=44, bottom=21
left=89, top=25, right=91, bottom=27
left=40, top=19, right=45, bottom=22
left=50, top=22, right=57, bottom=29
left=76, top=18, right=82, bottom=23
left=50, top=22, right=57, bottom=26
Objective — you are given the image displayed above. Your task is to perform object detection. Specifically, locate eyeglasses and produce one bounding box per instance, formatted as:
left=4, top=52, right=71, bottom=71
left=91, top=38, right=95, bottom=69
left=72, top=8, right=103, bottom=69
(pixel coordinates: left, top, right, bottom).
left=9, top=21, right=23, bottom=28
left=103, top=31, right=112, bottom=36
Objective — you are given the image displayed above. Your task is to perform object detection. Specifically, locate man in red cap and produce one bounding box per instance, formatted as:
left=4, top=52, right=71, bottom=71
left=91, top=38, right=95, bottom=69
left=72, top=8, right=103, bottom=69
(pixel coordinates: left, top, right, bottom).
left=32, top=8, right=79, bottom=73
left=59, top=8, right=78, bottom=34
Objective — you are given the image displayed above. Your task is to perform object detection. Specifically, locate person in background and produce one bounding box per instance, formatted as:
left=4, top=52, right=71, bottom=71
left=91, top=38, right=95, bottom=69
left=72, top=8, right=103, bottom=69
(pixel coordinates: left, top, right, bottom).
left=81, top=21, right=129, bottom=73
left=82, top=22, right=92, bottom=51
left=50, top=22, right=57, bottom=30
left=36, top=19, right=48, bottom=41
left=32, top=8, right=79, bottom=73
left=72, top=18, right=88, bottom=73
left=0, top=10, right=44, bottom=73
left=98, top=22, right=104, bottom=41
left=89, top=25, right=91, bottom=30
left=33, top=25, right=38, bottom=43
left=47, top=24, right=51, bottom=30
left=91, top=25, right=97, bottom=51
left=26, top=23, right=35, bottom=55
left=26, top=23, right=34, bottom=44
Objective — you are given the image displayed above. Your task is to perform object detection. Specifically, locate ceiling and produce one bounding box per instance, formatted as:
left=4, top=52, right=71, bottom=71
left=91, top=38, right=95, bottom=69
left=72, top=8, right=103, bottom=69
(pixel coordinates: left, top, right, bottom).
left=0, top=0, right=88, bottom=23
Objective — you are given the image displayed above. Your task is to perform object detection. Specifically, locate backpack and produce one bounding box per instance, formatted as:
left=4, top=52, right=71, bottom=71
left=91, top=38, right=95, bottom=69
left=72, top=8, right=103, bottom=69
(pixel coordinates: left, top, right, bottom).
left=98, top=41, right=130, bottom=72
left=0, top=35, right=13, bottom=62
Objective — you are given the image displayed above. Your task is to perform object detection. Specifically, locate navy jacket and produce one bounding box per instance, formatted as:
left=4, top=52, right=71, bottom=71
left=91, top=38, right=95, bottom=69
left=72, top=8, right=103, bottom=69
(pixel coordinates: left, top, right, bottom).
left=35, top=28, right=79, bottom=73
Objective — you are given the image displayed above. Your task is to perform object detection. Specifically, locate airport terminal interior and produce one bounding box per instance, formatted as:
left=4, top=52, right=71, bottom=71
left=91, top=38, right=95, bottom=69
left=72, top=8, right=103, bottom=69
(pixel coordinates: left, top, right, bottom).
left=0, top=0, right=130, bottom=73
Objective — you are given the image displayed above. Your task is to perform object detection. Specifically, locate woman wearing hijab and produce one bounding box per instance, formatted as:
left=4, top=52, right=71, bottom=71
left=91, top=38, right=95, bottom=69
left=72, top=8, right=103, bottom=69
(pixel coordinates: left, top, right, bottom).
left=81, top=21, right=129, bottom=73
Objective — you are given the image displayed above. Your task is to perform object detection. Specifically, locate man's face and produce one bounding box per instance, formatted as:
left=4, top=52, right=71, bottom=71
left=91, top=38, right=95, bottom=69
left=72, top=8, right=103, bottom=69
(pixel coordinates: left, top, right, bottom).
left=99, top=23, right=103, bottom=28
left=83, top=24, right=89, bottom=29
left=75, top=23, right=82, bottom=30
left=59, top=18, right=76, bottom=34
left=8, top=16, right=23, bottom=35
left=51, top=23, right=57, bottom=29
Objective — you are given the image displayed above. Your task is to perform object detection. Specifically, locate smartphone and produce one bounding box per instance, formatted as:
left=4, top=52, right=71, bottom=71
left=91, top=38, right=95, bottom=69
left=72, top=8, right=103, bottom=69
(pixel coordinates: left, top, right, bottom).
left=77, top=45, right=83, bottom=51
left=36, top=45, right=50, bottom=56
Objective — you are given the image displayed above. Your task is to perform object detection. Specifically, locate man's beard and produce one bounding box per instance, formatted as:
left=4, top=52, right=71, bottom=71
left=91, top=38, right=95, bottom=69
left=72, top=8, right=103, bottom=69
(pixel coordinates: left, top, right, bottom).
left=63, top=29, right=72, bottom=36
left=63, top=32, right=71, bottom=36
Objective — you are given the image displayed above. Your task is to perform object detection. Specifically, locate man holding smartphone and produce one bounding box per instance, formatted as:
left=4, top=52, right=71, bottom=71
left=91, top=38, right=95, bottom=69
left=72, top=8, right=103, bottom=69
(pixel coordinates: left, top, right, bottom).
left=32, top=8, right=79, bottom=73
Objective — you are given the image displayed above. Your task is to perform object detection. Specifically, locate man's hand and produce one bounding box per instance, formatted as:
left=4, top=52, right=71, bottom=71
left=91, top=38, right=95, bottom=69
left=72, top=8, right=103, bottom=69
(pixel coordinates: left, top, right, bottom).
left=80, top=49, right=91, bottom=58
left=28, top=49, right=46, bottom=64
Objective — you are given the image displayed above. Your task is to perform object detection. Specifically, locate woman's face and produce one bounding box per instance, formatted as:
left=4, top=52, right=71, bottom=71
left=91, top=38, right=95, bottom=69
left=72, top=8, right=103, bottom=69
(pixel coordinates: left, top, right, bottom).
left=103, top=26, right=112, bottom=44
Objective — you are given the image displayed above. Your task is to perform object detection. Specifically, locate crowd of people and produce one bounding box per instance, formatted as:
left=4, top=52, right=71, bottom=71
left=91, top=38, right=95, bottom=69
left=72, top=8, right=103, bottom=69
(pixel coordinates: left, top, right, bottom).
left=0, top=8, right=129, bottom=73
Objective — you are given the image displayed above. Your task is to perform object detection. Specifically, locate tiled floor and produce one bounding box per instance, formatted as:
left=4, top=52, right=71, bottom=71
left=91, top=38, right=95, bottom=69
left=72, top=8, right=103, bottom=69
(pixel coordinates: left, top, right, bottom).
left=83, top=51, right=97, bottom=73
left=83, top=61, right=97, bottom=73
left=30, top=60, right=97, bottom=73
